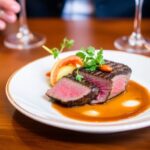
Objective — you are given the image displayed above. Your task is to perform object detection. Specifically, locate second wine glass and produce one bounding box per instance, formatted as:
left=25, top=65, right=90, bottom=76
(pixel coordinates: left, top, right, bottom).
left=4, top=0, right=46, bottom=50
left=114, top=0, right=150, bottom=53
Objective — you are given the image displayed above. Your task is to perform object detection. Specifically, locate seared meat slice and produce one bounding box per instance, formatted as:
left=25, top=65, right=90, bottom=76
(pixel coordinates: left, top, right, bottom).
left=46, top=59, right=132, bottom=107
left=46, top=75, right=99, bottom=107
left=77, top=60, right=132, bottom=104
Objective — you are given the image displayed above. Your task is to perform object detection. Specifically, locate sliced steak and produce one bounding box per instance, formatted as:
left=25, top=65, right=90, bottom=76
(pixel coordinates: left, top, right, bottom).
left=46, top=75, right=99, bottom=107
left=76, top=60, right=132, bottom=104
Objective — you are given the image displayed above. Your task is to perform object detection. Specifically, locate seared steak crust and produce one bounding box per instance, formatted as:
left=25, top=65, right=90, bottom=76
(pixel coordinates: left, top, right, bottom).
left=78, top=60, right=132, bottom=80
left=50, top=92, right=95, bottom=107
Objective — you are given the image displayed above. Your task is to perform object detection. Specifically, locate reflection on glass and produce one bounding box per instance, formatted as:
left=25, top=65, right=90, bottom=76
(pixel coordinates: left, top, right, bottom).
left=4, top=0, right=46, bottom=50
left=114, top=0, right=150, bottom=53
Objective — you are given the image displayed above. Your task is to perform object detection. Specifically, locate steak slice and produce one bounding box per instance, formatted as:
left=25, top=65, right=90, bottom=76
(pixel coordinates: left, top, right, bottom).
left=46, top=75, right=99, bottom=107
left=76, top=60, right=132, bottom=104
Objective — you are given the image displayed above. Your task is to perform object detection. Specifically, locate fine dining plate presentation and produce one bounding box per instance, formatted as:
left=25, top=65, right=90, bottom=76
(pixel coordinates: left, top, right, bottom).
left=6, top=50, right=150, bottom=133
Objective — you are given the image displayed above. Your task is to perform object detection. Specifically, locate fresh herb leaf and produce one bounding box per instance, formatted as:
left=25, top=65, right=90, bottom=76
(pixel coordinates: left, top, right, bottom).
left=66, top=39, right=74, bottom=48
left=86, top=46, right=95, bottom=56
left=60, top=38, right=74, bottom=51
left=85, top=58, right=97, bottom=67
left=75, top=74, right=84, bottom=82
left=96, top=49, right=105, bottom=65
left=53, top=49, right=60, bottom=58
left=75, top=69, right=84, bottom=81
left=42, top=38, right=74, bottom=59
left=76, top=47, right=105, bottom=71
left=76, top=52, right=86, bottom=60
left=85, top=65, right=97, bottom=71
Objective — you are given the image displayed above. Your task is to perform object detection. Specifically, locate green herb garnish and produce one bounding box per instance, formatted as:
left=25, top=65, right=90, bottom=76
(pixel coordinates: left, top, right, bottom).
left=42, top=38, right=74, bottom=59
left=76, top=47, right=105, bottom=71
left=43, top=38, right=105, bottom=81
left=75, top=69, right=84, bottom=82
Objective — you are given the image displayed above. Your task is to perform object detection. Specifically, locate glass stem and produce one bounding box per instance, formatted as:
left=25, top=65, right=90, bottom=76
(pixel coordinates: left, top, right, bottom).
left=18, top=0, right=30, bottom=35
left=133, top=0, right=143, bottom=35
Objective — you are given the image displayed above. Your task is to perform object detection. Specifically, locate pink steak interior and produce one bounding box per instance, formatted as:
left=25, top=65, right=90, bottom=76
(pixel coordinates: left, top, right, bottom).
left=109, top=74, right=129, bottom=99
left=47, top=78, right=91, bottom=102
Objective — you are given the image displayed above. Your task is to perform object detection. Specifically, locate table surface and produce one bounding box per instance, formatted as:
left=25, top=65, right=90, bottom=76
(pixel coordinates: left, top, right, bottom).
left=1, top=18, right=150, bottom=150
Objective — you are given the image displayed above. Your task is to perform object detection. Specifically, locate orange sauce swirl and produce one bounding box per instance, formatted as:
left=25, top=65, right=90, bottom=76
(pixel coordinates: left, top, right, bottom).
left=52, top=80, right=150, bottom=122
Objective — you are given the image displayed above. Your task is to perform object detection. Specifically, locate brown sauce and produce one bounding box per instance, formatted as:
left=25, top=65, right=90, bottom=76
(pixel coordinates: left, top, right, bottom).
left=52, top=80, right=150, bottom=122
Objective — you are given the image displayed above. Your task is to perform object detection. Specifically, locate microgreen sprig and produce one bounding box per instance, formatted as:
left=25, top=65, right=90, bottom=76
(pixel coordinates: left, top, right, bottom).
left=75, top=69, right=84, bottom=82
left=42, top=38, right=74, bottom=59
left=76, top=46, right=105, bottom=72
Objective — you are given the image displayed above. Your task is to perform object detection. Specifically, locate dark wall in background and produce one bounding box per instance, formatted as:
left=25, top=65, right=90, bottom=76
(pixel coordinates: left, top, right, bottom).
left=25, top=0, right=150, bottom=18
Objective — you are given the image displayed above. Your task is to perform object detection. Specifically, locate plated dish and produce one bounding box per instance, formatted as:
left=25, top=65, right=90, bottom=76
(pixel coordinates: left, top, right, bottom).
left=6, top=50, right=150, bottom=133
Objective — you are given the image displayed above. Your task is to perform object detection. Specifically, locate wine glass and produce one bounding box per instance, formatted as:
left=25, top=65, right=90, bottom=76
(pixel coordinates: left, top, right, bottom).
left=4, top=0, right=46, bottom=50
left=114, top=0, right=150, bottom=53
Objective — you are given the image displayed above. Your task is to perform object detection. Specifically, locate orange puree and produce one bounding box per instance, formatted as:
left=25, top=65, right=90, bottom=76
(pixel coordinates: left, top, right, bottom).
left=52, top=80, right=150, bottom=122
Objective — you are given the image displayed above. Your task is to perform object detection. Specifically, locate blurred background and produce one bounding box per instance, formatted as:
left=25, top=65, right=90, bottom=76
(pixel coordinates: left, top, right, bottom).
left=2, top=0, right=150, bottom=51
left=26, top=0, right=150, bottom=20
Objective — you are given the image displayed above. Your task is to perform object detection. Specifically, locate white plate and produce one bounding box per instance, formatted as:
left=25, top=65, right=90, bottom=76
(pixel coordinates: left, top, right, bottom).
left=6, top=50, right=150, bottom=133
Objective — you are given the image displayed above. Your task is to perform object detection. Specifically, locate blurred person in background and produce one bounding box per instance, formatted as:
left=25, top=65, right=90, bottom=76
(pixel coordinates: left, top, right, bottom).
left=0, top=0, right=150, bottom=31
left=0, top=0, right=65, bottom=30
left=0, top=0, right=20, bottom=30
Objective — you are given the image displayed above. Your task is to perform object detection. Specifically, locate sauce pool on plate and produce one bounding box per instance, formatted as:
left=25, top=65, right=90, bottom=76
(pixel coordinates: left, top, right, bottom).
left=52, top=80, right=150, bottom=122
